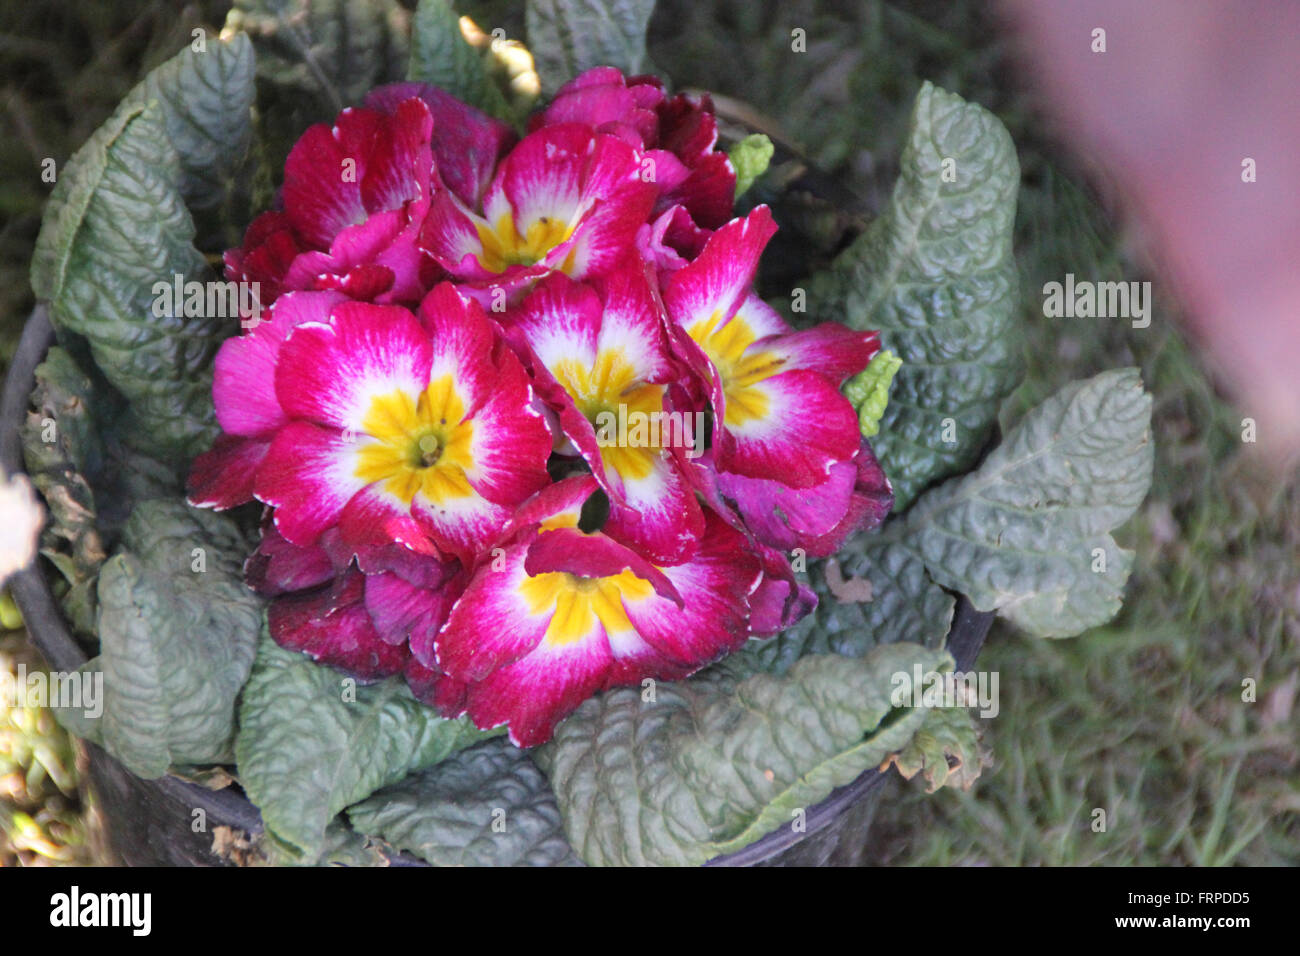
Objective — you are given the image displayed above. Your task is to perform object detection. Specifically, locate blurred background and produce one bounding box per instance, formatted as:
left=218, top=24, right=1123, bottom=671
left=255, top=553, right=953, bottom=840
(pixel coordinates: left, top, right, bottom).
left=1, top=0, right=1296, bottom=865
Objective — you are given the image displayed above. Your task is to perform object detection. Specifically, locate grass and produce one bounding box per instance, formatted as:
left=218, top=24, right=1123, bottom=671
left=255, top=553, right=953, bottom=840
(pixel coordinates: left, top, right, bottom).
left=2, top=0, right=1296, bottom=867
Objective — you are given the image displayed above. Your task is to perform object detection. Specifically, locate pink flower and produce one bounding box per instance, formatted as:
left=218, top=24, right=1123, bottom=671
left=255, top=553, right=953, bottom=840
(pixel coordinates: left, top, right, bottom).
left=504, top=265, right=705, bottom=564
left=536, top=67, right=737, bottom=232
left=661, top=205, right=892, bottom=555
left=433, top=477, right=761, bottom=747
left=246, top=521, right=467, bottom=707
left=190, top=74, right=895, bottom=749
left=188, top=290, right=348, bottom=510
left=420, top=122, right=658, bottom=303
left=253, top=285, right=553, bottom=562
left=224, top=85, right=514, bottom=309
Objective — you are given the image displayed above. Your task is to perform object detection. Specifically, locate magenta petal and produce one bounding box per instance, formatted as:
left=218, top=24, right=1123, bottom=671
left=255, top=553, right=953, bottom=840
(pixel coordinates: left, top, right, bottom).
left=435, top=543, right=553, bottom=681
left=715, top=368, right=863, bottom=488
left=244, top=521, right=336, bottom=596
left=338, top=482, right=435, bottom=553
left=282, top=112, right=375, bottom=247
left=621, top=511, right=759, bottom=666
left=187, top=435, right=268, bottom=510
left=663, top=205, right=776, bottom=333
left=492, top=475, right=600, bottom=549
left=255, top=422, right=368, bottom=547
left=405, top=656, right=469, bottom=717
left=807, top=440, right=894, bottom=556
left=274, top=303, right=432, bottom=432
left=212, top=290, right=345, bottom=437
left=601, top=450, right=706, bottom=566
left=420, top=188, right=497, bottom=279
left=418, top=283, right=502, bottom=417
left=363, top=568, right=459, bottom=648
left=524, top=527, right=682, bottom=605
left=747, top=544, right=817, bottom=636
left=463, top=635, right=614, bottom=748
left=268, top=570, right=409, bottom=680
left=666, top=151, right=736, bottom=230
left=717, top=459, right=857, bottom=550
left=763, top=323, right=881, bottom=385
left=462, top=348, right=553, bottom=506
left=364, top=83, right=514, bottom=208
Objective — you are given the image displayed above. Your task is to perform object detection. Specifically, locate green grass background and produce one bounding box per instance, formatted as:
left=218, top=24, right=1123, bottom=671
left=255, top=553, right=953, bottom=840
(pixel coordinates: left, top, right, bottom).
left=2, top=0, right=1296, bottom=865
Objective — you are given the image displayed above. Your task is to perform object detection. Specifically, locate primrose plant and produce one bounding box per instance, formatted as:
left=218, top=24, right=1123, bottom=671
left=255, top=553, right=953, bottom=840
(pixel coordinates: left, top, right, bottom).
left=24, top=0, right=1152, bottom=866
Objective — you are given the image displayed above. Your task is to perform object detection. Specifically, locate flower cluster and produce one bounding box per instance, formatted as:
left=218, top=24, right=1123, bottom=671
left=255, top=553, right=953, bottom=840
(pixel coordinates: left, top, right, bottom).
left=190, top=70, right=892, bottom=746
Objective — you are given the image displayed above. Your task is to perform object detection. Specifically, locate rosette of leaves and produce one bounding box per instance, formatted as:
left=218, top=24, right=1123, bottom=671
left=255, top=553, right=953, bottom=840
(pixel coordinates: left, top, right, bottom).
left=24, top=0, right=1153, bottom=867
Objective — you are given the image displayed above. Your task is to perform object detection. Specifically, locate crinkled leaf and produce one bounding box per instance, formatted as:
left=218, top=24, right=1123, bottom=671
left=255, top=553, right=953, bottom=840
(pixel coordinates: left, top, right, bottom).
left=541, top=642, right=949, bottom=866
left=121, top=36, right=255, bottom=210
left=226, top=0, right=410, bottom=112
left=22, top=349, right=108, bottom=633
left=22, top=348, right=179, bottom=634
left=902, top=367, right=1153, bottom=637
left=526, top=0, right=654, bottom=96
left=737, top=535, right=954, bottom=678
left=349, top=739, right=581, bottom=867
left=63, top=500, right=262, bottom=778
left=730, top=133, right=774, bottom=198
left=29, top=98, right=221, bottom=464
left=236, top=636, right=493, bottom=857
left=809, top=81, right=1023, bottom=510
left=259, top=821, right=391, bottom=867
left=409, top=0, right=513, bottom=120
left=883, top=705, right=985, bottom=793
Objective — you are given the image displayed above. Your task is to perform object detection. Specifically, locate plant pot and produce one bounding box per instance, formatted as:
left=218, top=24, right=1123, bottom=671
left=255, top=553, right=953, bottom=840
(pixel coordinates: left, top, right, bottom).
left=1, top=307, right=994, bottom=867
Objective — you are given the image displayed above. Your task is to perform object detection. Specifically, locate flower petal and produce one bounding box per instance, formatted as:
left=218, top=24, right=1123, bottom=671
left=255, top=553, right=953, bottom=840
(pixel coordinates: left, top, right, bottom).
left=274, top=303, right=432, bottom=433
left=255, top=421, right=369, bottom=547
left=212, top=290, right=345, bottom=437
left=268, top=569, right=409, bottom=680
left=186, top=434, right=268, bottom=510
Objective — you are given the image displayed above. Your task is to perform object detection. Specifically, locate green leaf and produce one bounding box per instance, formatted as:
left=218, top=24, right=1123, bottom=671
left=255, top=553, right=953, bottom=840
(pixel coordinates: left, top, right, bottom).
left=409, top=0, right=513, bottom=120
left=541, top=642, right=949, bottom=865
left=226, top=0, right=410, bottom=113
left=526, top=0, right=654, bottom=97
left=260, top=821, right=391, bottom=867
left=236, top=636, right=494, bottom=857
left=883, top=704, right=985, bottom=793
left=349, top=739, right=582, bottom=866
left=808, top=81, right=1023, bottom=510
left=729, top=133, right=774, bottom=198
left=71, top=500, right=262, bottom=778
left=22, top=349, right=109, bottom=633
left=29, top=97, right=221, bottom=464
left=121, top=36, right=255, bottom=210
left=902, top=367, right=1154, bottom=637
left=844, top=349, right=902, bottom=438
left=737, top=536, right=955, bottom=677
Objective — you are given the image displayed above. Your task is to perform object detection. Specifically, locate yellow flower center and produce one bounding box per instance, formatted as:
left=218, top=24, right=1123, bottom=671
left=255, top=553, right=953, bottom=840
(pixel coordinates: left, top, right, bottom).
left=475, top=213, right=577, bottom=273
left=353, top=375, right=476, bottom=504
left=519, top=567, right=655, bottom=647
left=551, top=349, right=664, bottom=481
left=687, top=311, right=784, bottom=426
